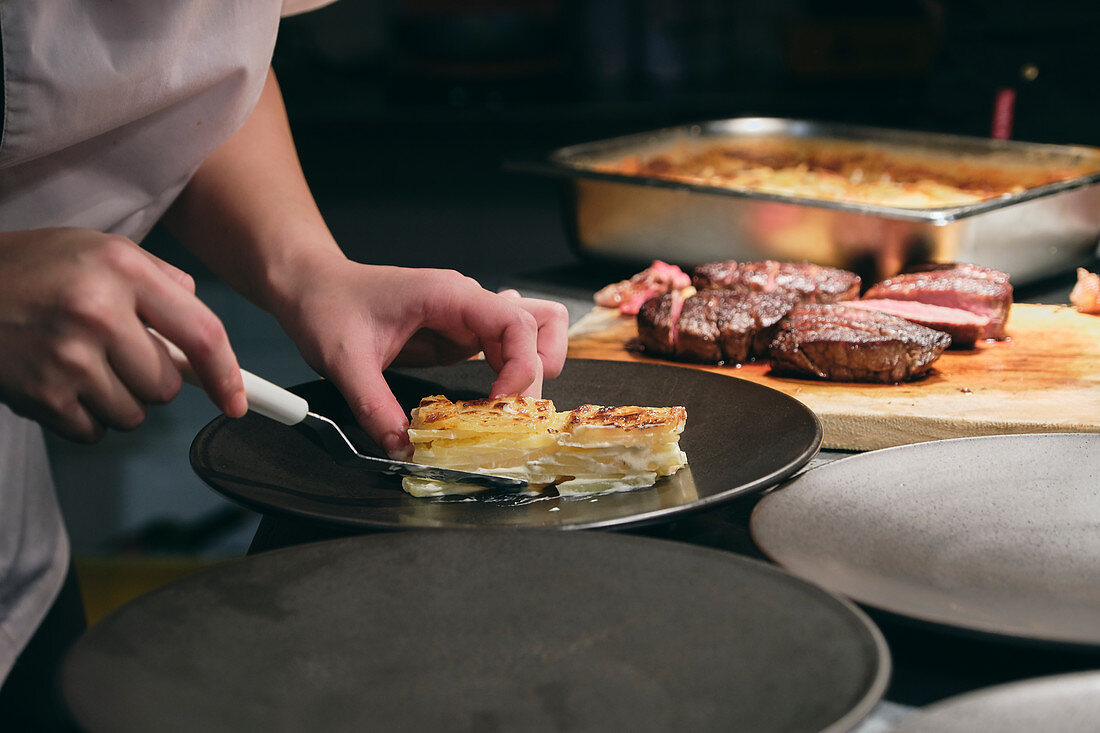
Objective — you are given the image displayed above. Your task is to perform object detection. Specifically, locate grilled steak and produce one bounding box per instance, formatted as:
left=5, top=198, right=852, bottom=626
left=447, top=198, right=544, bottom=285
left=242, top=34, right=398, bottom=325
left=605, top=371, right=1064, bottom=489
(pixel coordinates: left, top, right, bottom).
left=847, top=299, right=988, bottom=348
left=676, top=293, right=725, bottom=362
left=769, top=304, right=951, bottom=383
left=632, top=260, right=1002, bottom=381
left=718, top=291, right=798, bottom=363
left=637, top=290, right=796, bottom=364
left=691, top=260, right=740, bottom=290
left=864, top=264, right=1012, bottom=340
left=904, top=263, right=1011, bottom=283
left=693, top=260, right=861, bottom=303
left=636, top=291, right=683, bottom=356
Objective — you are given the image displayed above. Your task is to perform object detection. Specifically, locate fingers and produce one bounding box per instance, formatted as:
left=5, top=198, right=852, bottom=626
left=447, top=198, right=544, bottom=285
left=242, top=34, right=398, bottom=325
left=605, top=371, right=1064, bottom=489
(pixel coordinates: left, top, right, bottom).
left=419, top=283, right=568, bottom=398
left=108, top=321, right=183, bottom=406
left=485, top=290, right=569, bottom=395
left=466, top=302, right=540, bottom=398
left=55, top=285, right=211, bottom=438
left=479, top=293, right=514, bottom=375
left=517, top=296, right=570, bottom=381
left=77, top=353, right=148, bottom=432
left=329, top=360, right=412, bottom=460
left=516, top=358, right=544, bottom=399
left=284, top=268, right=570, bottom=458
left=0, top=229, right=236, bottom=443
left=134, top=268, right=246, bottom=418
left=416, top=276, right=540, bottom=394
left=5, top=341, right=140, bottom=443
left=6, top=384, right=107, bottom=444
left=55, top=405, right=106, bottom=444
left=39, top=402, right=106, bottom=445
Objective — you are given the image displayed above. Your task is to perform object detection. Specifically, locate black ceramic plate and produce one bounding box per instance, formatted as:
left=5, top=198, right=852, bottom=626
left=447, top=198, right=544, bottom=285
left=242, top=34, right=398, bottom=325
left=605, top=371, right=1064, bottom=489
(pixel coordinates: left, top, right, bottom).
left=190, top=359, right=820, bottom=530
left=62, top=531, right=889, bottom=733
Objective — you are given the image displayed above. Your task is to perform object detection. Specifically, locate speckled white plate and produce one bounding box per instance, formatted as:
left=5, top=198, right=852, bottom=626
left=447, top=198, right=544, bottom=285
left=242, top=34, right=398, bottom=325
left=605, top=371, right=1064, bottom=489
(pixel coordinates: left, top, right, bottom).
left=750, top=433, right=1100, bottom=646
left=891, top=671, right=1100, bottom=733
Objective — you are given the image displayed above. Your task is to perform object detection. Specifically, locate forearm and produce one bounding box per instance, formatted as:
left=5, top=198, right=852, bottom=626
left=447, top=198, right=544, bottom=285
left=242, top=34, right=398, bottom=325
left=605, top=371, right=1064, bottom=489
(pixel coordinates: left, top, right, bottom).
left=163, top=68, right=567, bottom=451
left=163, top=68, right=342, bottom=320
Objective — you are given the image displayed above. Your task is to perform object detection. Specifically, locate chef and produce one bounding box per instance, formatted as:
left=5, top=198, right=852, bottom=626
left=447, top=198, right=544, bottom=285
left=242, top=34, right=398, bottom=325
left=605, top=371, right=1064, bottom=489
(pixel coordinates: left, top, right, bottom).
left=0, top=1, right=568, bottom=727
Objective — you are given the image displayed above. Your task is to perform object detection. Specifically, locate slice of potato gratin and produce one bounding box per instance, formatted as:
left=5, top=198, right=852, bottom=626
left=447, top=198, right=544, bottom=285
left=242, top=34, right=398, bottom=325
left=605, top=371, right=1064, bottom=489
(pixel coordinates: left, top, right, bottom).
left=402, top=395, right=687, bottom=497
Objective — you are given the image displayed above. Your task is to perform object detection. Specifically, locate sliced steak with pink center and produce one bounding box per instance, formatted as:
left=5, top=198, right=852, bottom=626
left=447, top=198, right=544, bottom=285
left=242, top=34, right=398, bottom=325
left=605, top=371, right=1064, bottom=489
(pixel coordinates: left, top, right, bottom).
left=693, top=260, right=861, bottom=303
left=864, top=264, right=1012, bottom=340
left=847, top=299, right=989, bottom=348
left=769, top=304, right=951, bottom=383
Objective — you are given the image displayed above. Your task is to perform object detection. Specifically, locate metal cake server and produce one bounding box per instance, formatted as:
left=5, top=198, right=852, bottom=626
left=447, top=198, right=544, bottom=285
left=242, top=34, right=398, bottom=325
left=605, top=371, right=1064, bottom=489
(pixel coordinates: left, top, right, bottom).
left=154, top=332, right=527, bottom=493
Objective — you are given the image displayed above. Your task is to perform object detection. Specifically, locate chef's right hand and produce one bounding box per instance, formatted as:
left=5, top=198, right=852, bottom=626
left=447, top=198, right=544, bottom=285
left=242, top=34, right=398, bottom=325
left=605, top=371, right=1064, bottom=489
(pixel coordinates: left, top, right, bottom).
left=0, top=228, right=246, bottom=442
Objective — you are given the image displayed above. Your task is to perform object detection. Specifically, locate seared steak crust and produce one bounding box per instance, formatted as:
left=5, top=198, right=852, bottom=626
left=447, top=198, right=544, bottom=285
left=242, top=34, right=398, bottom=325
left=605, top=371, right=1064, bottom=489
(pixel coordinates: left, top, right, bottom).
left=636, top=294, right=676, bottom=356
left=676, top=293, right=725, bottom=362
left=693, top=260, right=861, bottom=303
left=904, top=263, right=1011, bottom=284
left=769, top=304, right=951, bottom=383
left=865, top=264, right=1012, bottom=340
left=637, top=290, right=797, bottom=364
left=691, top=260, right=741, bottom=290
left=718, top=291, right=797, bottom=363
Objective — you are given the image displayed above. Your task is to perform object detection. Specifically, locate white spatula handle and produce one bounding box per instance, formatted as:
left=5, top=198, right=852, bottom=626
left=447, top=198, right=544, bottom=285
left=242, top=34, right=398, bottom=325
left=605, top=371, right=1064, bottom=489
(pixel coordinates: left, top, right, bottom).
left=151, top=330, right=309, bottom=425
left=238, top=371, right=309, bottom=425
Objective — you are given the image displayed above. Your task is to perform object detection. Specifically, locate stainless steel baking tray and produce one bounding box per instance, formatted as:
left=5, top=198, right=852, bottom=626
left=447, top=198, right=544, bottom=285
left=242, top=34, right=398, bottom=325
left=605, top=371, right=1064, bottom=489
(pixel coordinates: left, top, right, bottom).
left=535, top=117, right=1100, bottom=284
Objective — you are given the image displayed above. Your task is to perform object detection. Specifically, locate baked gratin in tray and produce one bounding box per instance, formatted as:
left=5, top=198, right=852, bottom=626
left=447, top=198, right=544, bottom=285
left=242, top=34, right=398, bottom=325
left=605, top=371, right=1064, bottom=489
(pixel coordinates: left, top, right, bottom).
left=534, top=117, right=1100, bottom=284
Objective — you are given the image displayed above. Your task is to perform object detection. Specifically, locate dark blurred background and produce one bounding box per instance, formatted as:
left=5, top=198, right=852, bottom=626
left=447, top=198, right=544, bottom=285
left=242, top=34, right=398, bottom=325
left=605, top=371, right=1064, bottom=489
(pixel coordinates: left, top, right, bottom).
left=275, top=0, right=1099, bottom=188
left=52, top=0, right=1100, bottom=620
left=266, top=0, right=1100, bottom=290
left=277, top=0, right=1099, bottom=142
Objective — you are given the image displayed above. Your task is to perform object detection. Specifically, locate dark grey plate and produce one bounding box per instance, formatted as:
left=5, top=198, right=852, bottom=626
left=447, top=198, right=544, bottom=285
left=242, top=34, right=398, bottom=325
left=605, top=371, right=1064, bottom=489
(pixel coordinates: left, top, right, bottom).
left=61, top=531, right=889, bottom=733
left=751, top=433, right=1100, bottom=647
left=891, top=671, right=1100, bottom=733
left=190, top=359, right=821, bottom=530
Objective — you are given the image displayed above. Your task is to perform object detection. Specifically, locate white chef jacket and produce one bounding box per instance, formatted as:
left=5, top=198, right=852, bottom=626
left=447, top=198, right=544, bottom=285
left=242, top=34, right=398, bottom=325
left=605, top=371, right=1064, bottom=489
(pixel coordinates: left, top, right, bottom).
left=0, top=0, right=335, bottom=683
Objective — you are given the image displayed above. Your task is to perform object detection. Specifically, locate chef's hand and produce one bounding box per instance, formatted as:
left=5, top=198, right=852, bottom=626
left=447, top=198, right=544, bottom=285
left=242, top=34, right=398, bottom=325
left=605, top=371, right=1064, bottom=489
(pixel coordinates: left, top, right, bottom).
left=0, top=228, right=246, bottom=442
left=274, top=259, right=569, bottom=458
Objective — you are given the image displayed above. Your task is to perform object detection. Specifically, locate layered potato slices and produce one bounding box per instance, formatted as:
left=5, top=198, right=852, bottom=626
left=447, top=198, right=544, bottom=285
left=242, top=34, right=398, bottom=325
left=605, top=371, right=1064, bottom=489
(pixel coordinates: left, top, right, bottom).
left=402, top=395, right=687, bottom=498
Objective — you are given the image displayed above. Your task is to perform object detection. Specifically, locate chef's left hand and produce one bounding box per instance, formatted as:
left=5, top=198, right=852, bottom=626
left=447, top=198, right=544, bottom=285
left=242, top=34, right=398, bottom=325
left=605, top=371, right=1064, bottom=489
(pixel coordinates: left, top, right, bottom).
left=162, top=68, right=567, bottom=457
left=274, top=256, right=568, bottom=458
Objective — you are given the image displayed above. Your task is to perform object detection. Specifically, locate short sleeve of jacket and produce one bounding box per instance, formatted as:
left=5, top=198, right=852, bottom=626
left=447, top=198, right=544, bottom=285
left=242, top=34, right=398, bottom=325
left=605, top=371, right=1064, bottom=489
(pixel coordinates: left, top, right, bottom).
left=282, top=0, right=338, bottom=16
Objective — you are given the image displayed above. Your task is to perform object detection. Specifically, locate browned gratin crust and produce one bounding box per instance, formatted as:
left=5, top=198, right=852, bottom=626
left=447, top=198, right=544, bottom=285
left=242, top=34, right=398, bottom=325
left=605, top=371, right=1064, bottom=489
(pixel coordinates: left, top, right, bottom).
left=592, top=138, right=1092, bottom=209
left=564, top=404, right=688, bottom=432
left=412, top=395, right=557, bottom=432
left=403, top=395, right=688, bottom=497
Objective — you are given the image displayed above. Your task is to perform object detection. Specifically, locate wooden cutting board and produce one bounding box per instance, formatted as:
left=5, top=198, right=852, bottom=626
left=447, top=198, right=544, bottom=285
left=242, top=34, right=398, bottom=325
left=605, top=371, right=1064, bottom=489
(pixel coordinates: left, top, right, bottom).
left=567, top=303, right=1100, bottom=450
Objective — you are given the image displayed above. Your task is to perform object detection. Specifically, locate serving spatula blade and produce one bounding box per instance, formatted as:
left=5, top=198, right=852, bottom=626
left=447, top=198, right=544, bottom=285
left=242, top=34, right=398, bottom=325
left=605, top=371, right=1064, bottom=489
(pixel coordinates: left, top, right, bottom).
left=152, top=331, right=528, bottom=493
